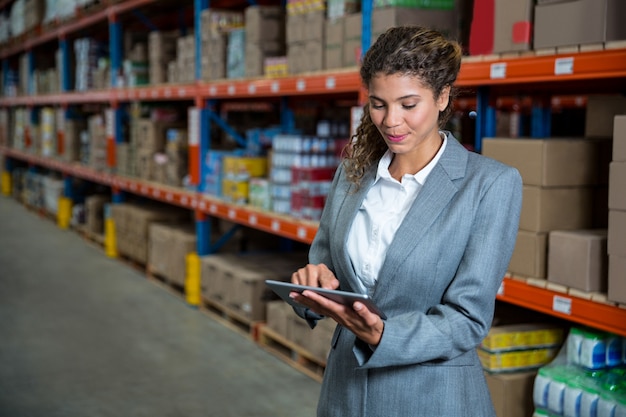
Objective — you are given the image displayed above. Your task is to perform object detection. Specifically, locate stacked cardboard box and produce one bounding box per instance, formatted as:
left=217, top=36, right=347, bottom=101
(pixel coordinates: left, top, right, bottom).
left=286, top=9, right=325, bottom=74
left=200, top=252, right=308, bottom=322
left=148, top=222, right=196, bottom=286
left=84, top=194, right=109, bottom=235
left=200, top=9, right=243, bottom=82
left=244, top=6, right=285, bottom=78
left=608, top=115, right=626, bottom=304
left=87, top=113, right=107, bottom=172
left=110, top=202, right=189, bottom=264
left=265, top=300, right=336, bottom=364
left=164, top=128, right=188, bottom=187
left=148, top=30, right=178, bottom=85
left=174, top=34, right=196, bottom=84
left=534, top=0, right=626, bottom=50
left=135, top=118, right=185, bottom=182
left=483, top=137, right=607, bottom=280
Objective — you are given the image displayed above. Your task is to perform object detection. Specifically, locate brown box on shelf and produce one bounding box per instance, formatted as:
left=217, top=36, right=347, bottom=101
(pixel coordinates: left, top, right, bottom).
left=136, top=119, right=184, bottom=153
left=548, top=229, right=608, bottom=292
left=534, top=0, right=626, bottom=49
left=585, top=95, right=626, bottom=139
left=324, top=17, right=344, bottom=70
left=371, top=7, right=458, bottom=43
left=62, top=120, right=86, bottom=162
left=608, top=210, right=626, bottom=256
left=244, top=42, right=285, bottom=78
left=85, top=194, right=110, bottom=235
left=609, top=162, right=626, bottom=210
left=485, top=371, right=538, bottom=417
left=614, top=115, right=626, bottom=162
left=228, top=269, right=275, bottom=322
left=520, top=186, right=594, bottom=232
left=201, top=254, right=235, bottom=304
left=303, top=10, right=325, bottom=42
left=244, top=5, right=285, bottom=44
left=286, top=13, right=305, bottom=44
left=343, top=13, right=362, bottom=67
left=509, top=230, right=548, bottom=279
left=304, top=39, right=324, bottom=72
left=148, top=222, right=196, bottom=286
left=308, top=318, right=335, bottom=363
left=608, top=255, right=626, bottom=304
left=482, top=138, right=607, bottom=187
left=266, top=300, right=293, bottom=340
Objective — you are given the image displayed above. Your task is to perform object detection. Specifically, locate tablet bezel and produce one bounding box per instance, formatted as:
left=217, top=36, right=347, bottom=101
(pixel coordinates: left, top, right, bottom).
left=265, top=279, right=387, bottom=319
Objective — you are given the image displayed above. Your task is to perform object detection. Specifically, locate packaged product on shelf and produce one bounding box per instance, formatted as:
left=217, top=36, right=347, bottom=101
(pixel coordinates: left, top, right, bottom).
left=226, top=28, right=246, bottom=79
left=40, top=107, right=56, bottom=157
left=326, top=0, right=360, bottom=20
left=533, top=327, right=626, bottom=417
left=248, top=177, right=272, bottom=210
left=84, top=194, right=110, bottom=235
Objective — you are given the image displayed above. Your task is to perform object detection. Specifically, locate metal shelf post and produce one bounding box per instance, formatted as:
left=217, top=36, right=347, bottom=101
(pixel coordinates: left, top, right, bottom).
left=361, top=0, right=373, bottom=56
left=531, top=98, right=552, bottom=138
left=194, top=0, right=209, bottom=81
left=195, top=210, right=211, bottom=256
left=474, top=86, right=496, bottom=153
left=108, top=13, right=122, bottom=87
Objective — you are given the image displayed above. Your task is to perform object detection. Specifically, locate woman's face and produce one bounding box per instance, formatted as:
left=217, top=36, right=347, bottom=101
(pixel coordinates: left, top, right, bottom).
left=368, top=73, right=449, bottom=158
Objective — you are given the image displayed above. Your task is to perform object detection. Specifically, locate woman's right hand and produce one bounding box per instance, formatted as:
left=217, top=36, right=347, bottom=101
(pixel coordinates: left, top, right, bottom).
left=291, top=263, right=339, bottom=289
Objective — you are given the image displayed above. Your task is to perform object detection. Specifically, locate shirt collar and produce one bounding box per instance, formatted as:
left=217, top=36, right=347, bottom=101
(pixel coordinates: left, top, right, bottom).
left=375, top=133, right=448, bottom=185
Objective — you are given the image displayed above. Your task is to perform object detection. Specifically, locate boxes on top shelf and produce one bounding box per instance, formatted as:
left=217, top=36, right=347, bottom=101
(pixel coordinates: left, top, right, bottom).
left=534, top=0, right=626, bottom=50
left=469, top=0, right=534, bottom=55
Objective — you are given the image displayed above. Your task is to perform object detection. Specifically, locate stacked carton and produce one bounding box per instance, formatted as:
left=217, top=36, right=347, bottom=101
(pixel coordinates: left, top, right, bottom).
left=135, top=118, right=185, bottom=182
left=148, top=222, right=196, bottom=287
left=110, top=202, right=189, bottom=264
left=608, top=115, right=626, bottom=304
left=199, top=9, right=243, bottom=82
left=200, top=252, right=308, bottom=322
left=286, top=7, right=326, bottom=74
left=148, top=30, right=178, bottom=85
left=483, top=137, right=608, bottom=281
left=244, top=6, right=285, bottom=78
left=87, top=113, right=107, bottom=172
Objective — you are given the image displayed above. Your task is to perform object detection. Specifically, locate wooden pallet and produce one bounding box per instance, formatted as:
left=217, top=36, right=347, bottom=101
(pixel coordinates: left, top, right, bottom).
left=72, top=224, right=105, bottom=248
left=200, top=296, right=264, bottom=341
left=256, top=324, right=326, bottom=383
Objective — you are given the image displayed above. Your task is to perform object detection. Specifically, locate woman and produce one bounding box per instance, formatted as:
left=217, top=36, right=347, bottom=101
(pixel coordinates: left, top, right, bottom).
left=290, top=26, right=522, bottom=416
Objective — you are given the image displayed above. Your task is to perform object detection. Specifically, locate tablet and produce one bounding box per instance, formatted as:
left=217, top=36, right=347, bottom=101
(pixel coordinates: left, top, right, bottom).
left=265, top=279, right=387, bottom=319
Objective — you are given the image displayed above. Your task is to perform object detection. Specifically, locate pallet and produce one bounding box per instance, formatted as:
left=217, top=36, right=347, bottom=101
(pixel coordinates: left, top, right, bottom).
left=256, top=324, right=326, bottom=383
left=200, top=296, right=264, bottom=341
left=72, top=224, right=105, bottom=248
left=464, top=40, right=626, bottom=62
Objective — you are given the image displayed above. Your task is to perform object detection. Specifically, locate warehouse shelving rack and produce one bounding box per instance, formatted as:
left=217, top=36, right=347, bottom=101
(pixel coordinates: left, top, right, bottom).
left=1, top=0, right=626, bottom=337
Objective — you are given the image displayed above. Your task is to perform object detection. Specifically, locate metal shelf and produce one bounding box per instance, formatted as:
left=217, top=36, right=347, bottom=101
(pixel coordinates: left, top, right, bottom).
left=457, top=47, right=626, bottom=87
left=1, top=146, right=318, bottom=244
left=498, top=277, right=626, bottom=337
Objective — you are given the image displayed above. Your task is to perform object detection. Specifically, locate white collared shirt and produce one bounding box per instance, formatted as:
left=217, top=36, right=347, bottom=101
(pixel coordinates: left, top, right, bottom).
left=346, top=134, right=447, bottom=294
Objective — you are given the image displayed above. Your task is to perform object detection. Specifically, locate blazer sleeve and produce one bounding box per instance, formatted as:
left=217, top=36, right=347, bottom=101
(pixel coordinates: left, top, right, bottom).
left=358, top=164, right=523, bottom=369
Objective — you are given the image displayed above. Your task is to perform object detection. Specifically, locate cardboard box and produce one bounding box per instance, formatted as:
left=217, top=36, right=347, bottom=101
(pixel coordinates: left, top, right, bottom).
left=608, top=255, right=626, bottom=304
left=303, top=10, right=325, bottom=42
left=608, top=210, right=626, bottom=256
left=520, top=186, right=594, bottom=232
left=609, top=162, right=626, bottom=210
left=534, top=0, right=626, bottom=49
left=148, top=222, right=196, bottom=286
left=286, top=13, right=305, bottom=44
left=479, top=348, right=558, bottom=372
left=371, top=7, right=458, bottom=42
left=343, top=13, right=362, bottom=66
left=614, top=115, right=626, bottom=162
left=483, top=138, right=606, bottom=187
left=304, top=39, right=324, bottom=72
left=85, top=194, right=110, bottom=235
left=325, top=17, right=344, bottom=70
left=266, top=300, right=293, bottom=339
left=585, top=95, right=626, bottom=138
left=469, top=0, right=533, bottom=55
left=244, top=6, right=285, bottom=44
left=485, top=371, right=538, bottom=417
left=509, top=230, right=548, bottom=278
left=548, top=229, right=608, bottom=292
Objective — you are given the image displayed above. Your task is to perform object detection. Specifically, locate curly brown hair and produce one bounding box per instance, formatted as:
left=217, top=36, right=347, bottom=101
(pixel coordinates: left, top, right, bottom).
left=343, top=25, right=462, bottom=188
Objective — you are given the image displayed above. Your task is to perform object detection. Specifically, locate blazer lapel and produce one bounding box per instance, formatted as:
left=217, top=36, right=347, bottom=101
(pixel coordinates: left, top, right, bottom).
left=377, top=136, right=468, bottom=286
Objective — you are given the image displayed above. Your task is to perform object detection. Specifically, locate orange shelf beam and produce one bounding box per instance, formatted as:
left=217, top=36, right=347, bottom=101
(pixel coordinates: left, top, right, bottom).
left=458, top=48, right=626, bottom=86
left=497, top=277, right=626, bottom=337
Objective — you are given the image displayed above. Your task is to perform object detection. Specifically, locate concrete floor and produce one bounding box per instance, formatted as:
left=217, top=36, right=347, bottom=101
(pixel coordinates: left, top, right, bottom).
left=0, top=196, right=320, bottom=417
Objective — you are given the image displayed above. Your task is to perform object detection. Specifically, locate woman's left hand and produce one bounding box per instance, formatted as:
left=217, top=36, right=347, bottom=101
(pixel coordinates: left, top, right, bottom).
left=290, top=290, right=385, bottom=346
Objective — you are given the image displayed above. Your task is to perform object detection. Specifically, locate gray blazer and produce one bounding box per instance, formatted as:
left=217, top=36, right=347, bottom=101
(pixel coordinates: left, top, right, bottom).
left=306, top=134, right=523, bottom=417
